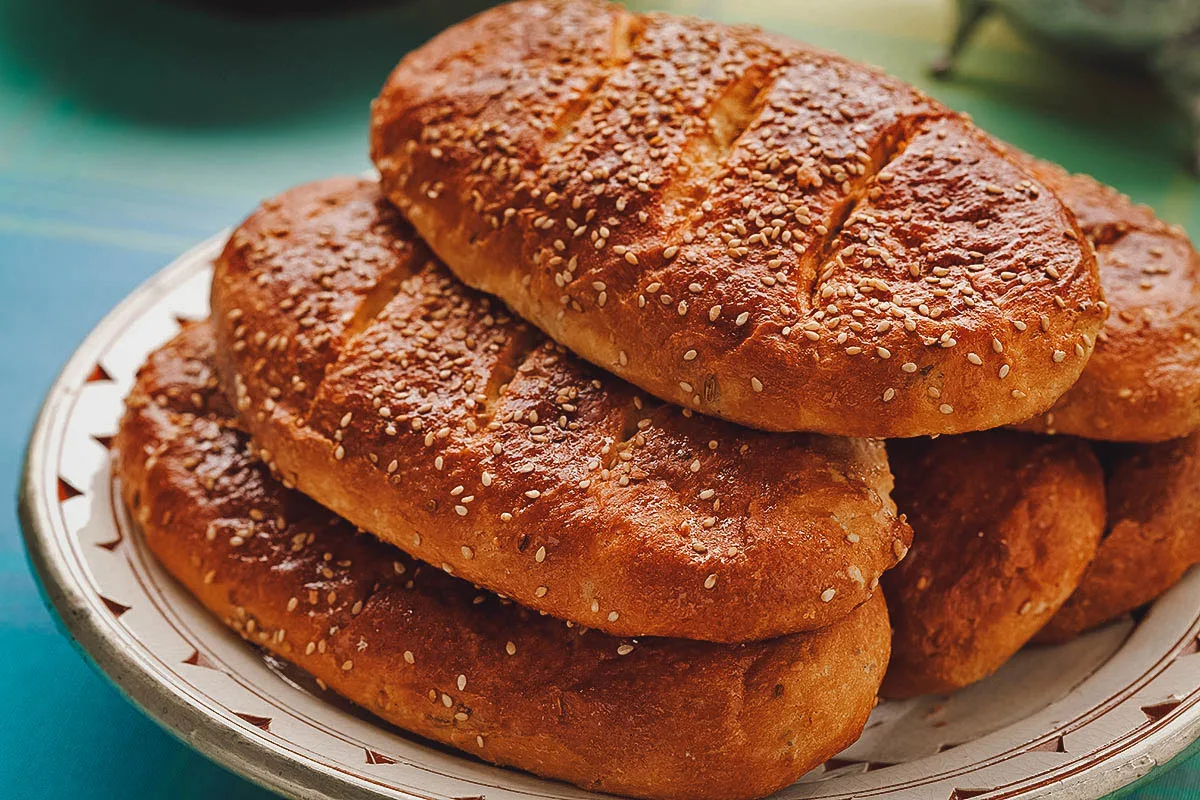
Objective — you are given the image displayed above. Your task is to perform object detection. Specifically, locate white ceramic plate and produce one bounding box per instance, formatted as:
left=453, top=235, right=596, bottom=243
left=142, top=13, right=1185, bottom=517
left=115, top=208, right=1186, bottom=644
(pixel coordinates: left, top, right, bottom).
left=20, top=233, right=1200, bottom=800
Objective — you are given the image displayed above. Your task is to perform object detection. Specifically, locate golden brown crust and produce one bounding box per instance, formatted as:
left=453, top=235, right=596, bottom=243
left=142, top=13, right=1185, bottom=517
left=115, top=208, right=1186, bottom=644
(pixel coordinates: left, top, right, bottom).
left=881, top=431, right=1105, bottom=698
left=369, top=0, right=1105, bottom=437
left=1038, top=433, right=1200, bottom=642
left=1009, top=155, right=1200, bottom=442
left=114, top=322, right=891, bottom=800
left=209, top=176, right=911, bottom=643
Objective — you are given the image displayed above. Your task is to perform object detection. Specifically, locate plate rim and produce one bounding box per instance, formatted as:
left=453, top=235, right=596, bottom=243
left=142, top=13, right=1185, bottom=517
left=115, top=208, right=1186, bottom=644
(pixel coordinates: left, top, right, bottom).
left=17, top=232, right=1200, bottom=800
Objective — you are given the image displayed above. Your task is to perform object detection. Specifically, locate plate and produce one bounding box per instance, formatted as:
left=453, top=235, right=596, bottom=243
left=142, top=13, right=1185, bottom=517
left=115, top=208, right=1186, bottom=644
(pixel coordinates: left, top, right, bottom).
left=20, top=233, right=1200, bottom=800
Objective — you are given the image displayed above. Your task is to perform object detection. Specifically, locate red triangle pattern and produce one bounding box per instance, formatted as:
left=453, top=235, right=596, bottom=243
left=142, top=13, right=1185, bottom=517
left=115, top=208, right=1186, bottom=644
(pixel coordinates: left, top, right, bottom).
left=1029, top=735, right=1067, bottom=753
left=234, top=712, right=272, bottom=731
left=99, top=596, right=131, bottom=618
left=949, top=790, right=990, bottom=800
left=92, top=434, right=115, bottom=450
left=365, top=749, right=397, bottom=765
left=96, top=536, right=123, bottom=552
left=57, top=477, right=83, bottom=502
left=1178, top=635, right=1200, bottom=658
left=87, top=363, right=114, bottom=383
left=183, top=649, right=219, bottom=670
left=1142, top=700, right=1182, bottom=723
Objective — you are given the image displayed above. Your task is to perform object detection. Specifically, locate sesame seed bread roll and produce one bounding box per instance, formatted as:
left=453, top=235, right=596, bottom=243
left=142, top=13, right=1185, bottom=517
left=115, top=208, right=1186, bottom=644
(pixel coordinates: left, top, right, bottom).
left=368, top=0, right=1106, bottom=437
left=1006, top=154, right=1200, bottom=442
left=115, top=322, right=892, bottom=800
left=881, top=431, right=1105, bottom=699
left=1038, top=433, right=1200, bottom=643
left=210, top=177, right=911, bottom=643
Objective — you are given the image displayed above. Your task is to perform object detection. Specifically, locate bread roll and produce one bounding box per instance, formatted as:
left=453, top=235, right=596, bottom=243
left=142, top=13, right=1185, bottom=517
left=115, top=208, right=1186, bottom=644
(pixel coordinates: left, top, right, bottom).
left=881, top=431, right=1105, bottom=698
left=210, top=176, right=911, bottom=643
left=115, top=322, right=891, bottom=800
left=369, top=0, right=1105, bottom=437
left=1009, top=154, right=1200, bottom=442
left=1039, top=433, right=1200, bottom=642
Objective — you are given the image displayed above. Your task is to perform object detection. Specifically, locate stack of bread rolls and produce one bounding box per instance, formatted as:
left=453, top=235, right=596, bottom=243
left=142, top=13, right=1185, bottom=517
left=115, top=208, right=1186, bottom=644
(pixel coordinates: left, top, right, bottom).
left=113, top=2, right=1200, bottom=798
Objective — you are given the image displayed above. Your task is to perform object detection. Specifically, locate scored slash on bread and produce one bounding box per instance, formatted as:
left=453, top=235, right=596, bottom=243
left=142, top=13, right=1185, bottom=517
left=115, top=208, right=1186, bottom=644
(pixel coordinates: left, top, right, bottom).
left=370, top=0, right=1106, bottom=437
left=115, top=322, right=892, bottom=800
left=210, top=176, right=911, bottom=644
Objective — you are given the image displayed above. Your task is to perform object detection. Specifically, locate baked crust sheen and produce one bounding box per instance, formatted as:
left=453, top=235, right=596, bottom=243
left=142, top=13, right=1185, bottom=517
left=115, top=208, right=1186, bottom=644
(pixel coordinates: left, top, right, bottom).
left=114, top=322, right=891, bottom=800
left=369, top=0, right=1105, bottom=437
left=882, top=431, right=1105, bottom=698
left=209, top=176, right=911, bottom=643
left=1011, top=155, right=1200, bottom=442
left=1039, top=433, right=1200, bottom=642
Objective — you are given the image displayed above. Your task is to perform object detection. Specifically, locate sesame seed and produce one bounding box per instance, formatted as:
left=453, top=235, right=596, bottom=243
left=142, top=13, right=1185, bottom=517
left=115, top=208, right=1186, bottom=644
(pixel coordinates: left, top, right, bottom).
left=939, top=403, right=954, bottom=414
left=617, top=644, right=634, bottom=656
left=683, top=349, right=698, bottom=361
left=535, top=586, right=548, bottom=597
left=751, top=377, right=763, bottom=393
left=342, top=660, right=354, bottom=671
left=820, top=588, right=836, bottom=603
left=404, top=651, right=415, bottom=664
left=505, top=641, right=517, bottom=656
left=735, top=312, right=750, bottom=326
left=333, top=445, right=345, bottom=460
left=901, top=362, right=917, bottom=373
left=882, top=388, right=895, bottom=402
left=607, top=611, right=620, bottom=622
left=1052, top=350, right=1066, bottom=363
left=457, top=674, right=467, bottom=691
left=525, top=489, right=541, bottom=499
left=704, top=573, right=717, bottom=590
left=535, top=546, right=547, bottom=563
left=876, top=346, right=891, bottom=359
left=966, top=352, right=983, bottom=366
left=441, top=694, right=454, bottom=708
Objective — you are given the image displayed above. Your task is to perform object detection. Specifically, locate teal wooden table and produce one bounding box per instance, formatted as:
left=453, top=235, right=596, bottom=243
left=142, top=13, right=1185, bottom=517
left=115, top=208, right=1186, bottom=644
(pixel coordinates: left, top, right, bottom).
left=3, top=0, right=1199, bottom=797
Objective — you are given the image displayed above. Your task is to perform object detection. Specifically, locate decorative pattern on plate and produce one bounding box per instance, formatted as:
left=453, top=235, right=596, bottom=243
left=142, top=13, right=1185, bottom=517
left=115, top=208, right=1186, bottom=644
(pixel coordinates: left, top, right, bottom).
left=19, top=235, right=1200, bottom=800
